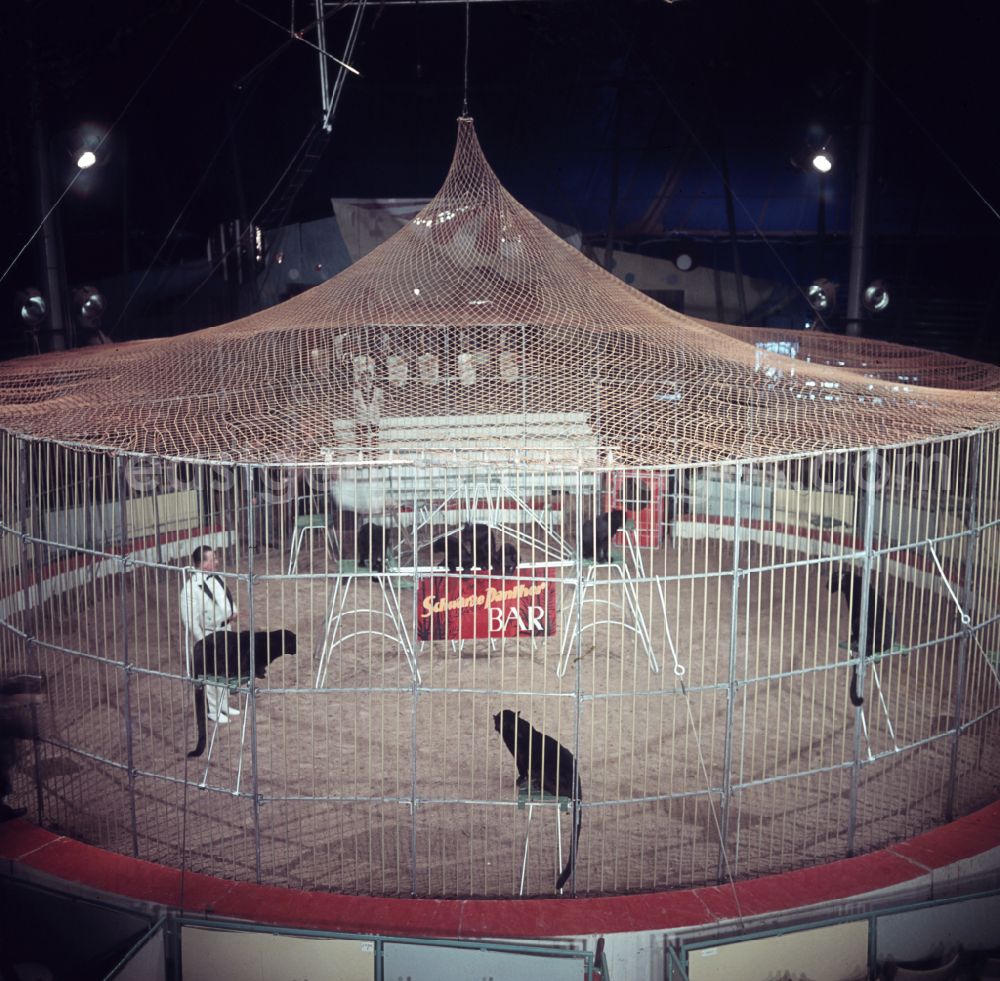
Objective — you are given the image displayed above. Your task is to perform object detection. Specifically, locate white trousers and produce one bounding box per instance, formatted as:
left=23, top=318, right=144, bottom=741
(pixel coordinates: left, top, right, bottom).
left=205, top=683, right=231, bottom=721
left=186, top=634, right=237, bottom=722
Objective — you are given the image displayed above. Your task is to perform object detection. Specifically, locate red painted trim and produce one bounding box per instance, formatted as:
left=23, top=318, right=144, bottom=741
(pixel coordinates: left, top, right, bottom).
left=682, top=513, right=942, bottom=576
left=696, top=514, right=935, bottom=572
left=2, top=801, right=998, bottom=939
left=1, top=516, right=993, bottom=936
left=0, top=523, right=224, bottom=601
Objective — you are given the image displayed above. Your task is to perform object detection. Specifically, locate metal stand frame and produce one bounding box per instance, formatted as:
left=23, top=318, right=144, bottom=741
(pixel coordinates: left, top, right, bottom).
left=287, top=512, right=339, bottom=574
left=197, top=675, right=250, bottom=795
left=315, top=561, right=421, bottom=685
left=517, top=785, right=569, bottom=896
left=856, top=645, right=906, bottom=758
left=556, top=530, right=660, bottom=677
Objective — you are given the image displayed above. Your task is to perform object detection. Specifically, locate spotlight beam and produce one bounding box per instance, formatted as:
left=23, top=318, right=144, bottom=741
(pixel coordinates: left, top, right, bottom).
left=811, top=149, right=833, bottom=173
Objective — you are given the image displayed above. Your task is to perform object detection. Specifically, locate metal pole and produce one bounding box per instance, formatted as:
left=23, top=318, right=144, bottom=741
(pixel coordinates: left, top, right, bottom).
left=315, top=0, right=332, bottom=122
left=847, top=448, right=878, bottom=855
left=846, top=1, right=878, bottom=336
left=816, top=173, right=827, bottom=278
left=16, top=440, right=40, bottom=646
left=945, top=434, right=981, bottom=820
left=566, top=465, right=588, bottom=895
left=720, top=144, right=748, bottom=324
left=712, top=242, right=725, bottom=323
left=16, top=439, right=46, bottom=820
left=116, top=455, right=140, bottom=858
left=409, top=634, right=419, bottom=897
left=320, top=0, right=367, bottom=133
left=244, top=464, right=264, bottom=883
left=152, top=459, right=163, bottom=566
left=717, top=462, right=743, bottom=882
left=120, top=137, right=129, bottom=340
left=603, top=91, right=623, bottom=272
left=32, top=122, right=69, bottom=351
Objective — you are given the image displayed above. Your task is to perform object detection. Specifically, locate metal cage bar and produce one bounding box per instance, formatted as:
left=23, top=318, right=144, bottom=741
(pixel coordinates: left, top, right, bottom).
left=1, top=438, right=998, bottom=897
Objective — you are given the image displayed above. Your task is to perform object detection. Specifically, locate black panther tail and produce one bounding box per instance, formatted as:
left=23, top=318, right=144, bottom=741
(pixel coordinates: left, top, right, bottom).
left=849, top=665, right=864, bottom=707
left=555, top=792, right=583, bottom=891
left=188, top=685, right=207, bottom=758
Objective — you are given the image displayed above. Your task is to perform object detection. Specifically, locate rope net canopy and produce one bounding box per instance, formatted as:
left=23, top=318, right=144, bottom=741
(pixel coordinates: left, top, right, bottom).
left=2, top=117, right=1000, bottom=466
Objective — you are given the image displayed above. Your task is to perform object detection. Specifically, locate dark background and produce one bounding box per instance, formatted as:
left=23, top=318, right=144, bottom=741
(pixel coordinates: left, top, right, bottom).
left=1, top=0, right=998, bottom=361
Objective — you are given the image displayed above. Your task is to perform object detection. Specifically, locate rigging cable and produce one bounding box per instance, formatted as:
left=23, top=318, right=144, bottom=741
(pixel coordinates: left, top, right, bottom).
left=321, top=0, right=367, bottom=131
left=178, top=119, right=323, bottom=309
left=181, top=2, right=368, bottom=307
left=462, top=1, right=471, bottom=117
left=641, top=62, right=833, bottom=330
left=235, top=0, right=360, bottom=76
left=108, top=88, right=259, bottom=338
left=0, top=0, right=208, bottom=288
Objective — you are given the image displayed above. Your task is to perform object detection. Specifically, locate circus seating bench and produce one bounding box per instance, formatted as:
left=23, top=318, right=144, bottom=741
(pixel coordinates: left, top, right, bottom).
left=324, top=411, right=601, bottom=532
left=313, top=412, right=601, bottom=683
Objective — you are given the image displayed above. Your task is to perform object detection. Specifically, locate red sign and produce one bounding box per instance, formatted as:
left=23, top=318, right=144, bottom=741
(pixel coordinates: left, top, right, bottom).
left=416, top=569, right=558, bottom=642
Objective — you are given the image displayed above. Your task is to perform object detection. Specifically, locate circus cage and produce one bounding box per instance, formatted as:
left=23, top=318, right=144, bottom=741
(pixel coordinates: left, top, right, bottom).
left=1, top=119, right=999, bottom=905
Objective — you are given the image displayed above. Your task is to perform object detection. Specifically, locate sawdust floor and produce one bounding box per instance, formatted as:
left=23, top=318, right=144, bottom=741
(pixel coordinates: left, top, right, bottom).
left=10, top=529, right=1000, bottom=898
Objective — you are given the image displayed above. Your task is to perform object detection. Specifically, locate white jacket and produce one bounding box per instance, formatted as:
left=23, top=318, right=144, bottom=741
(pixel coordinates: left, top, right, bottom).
left=180, top=570, right=236, bottom=644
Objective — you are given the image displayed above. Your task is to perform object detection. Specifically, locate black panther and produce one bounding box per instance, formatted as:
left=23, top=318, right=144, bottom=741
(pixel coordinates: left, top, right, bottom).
left=830, top=572, right=895, bottom=707
left=581, top=509, right=625, bottom=563
left=188, top=629, right=296, bottom=757
left=494, top=709, right=582, bottom=891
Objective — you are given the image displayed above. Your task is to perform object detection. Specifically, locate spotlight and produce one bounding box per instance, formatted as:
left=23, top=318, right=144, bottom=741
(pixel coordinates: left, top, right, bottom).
left=675, top=246, right=698, bottom=272
left=863, top=278, right=890, bottom=313
left=73, top=286, right=106, bottom=326
left=16, top=288, right=47, bottom=328
left=69, top=123, right=109, bottom=171
left=807, top=278, right=837, bottom=312
left=811, top=147, right=833, bottom=173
